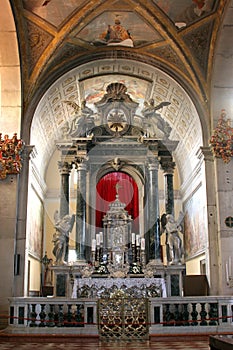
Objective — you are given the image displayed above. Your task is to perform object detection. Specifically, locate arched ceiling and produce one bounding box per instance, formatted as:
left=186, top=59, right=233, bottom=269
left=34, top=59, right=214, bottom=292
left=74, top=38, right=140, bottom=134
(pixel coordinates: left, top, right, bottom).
left=31, top=59, right=202, bottom=181
left=9, top=0, right=230, bottom=184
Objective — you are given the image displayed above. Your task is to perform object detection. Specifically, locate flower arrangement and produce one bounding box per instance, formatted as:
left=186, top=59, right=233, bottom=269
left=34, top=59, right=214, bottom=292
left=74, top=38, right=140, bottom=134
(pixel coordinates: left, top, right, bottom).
left=209, top=109, right=233, bottom=163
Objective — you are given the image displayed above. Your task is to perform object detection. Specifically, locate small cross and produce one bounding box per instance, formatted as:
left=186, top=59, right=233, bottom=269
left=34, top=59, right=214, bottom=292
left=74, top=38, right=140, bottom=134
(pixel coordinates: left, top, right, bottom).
left=115, top=182, right=123, bottom=194
left=225, top=216, right=233, bottom=228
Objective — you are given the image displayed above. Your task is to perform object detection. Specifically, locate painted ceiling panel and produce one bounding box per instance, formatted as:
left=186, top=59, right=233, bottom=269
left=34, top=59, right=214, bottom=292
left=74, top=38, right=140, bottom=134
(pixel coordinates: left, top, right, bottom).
left=23, top=0, right=86, bottom=27
left=152, top=0, right=216, bottom=27
left=10, top=0, right=228, bottom=186
left=77, top=11, right=163, bottom=47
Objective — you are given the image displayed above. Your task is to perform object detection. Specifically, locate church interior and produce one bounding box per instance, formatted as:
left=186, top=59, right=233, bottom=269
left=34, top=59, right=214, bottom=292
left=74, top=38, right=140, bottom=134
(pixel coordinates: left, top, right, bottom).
left=1, top=0, right=233, bottom=348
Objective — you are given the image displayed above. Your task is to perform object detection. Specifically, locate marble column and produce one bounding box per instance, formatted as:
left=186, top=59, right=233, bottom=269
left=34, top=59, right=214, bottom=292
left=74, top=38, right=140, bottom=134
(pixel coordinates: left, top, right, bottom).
left=58, top=161, right=72, bottom=262
left=147, top=159, right=161, bottom=263
left=58, top=161, right=72, bottom=219
left=161, top=160, right=176, bottom=215
left=75, top=161, right=87, bottom=262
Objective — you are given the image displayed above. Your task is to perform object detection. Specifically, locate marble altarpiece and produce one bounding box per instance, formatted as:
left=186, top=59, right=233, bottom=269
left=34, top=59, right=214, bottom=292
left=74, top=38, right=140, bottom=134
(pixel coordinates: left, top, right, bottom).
left=50, top=82, right=185, bottom=300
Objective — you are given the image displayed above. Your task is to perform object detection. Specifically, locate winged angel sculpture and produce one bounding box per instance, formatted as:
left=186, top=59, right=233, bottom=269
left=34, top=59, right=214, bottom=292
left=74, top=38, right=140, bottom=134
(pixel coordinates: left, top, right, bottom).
left=62, top=99, right=95, bottom=138
left=141, top=99, right=171, bottom=138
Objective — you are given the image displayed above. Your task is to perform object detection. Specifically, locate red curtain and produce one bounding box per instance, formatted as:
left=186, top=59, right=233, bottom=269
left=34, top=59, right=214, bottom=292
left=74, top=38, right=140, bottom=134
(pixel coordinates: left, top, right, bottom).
left=96, top=172, right=139, bottom=232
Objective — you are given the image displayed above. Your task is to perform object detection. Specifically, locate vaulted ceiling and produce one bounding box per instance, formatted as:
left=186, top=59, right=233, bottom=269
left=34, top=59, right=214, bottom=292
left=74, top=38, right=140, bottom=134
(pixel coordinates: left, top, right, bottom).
left=9, top=0, right=231, bottom=183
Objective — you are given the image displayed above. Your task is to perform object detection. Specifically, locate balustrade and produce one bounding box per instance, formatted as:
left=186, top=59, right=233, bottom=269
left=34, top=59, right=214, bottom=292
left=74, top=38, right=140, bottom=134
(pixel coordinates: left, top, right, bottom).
left=6, top=296, right=233, bottom=336
left=8, top=298, right=98, bottom=335
left=150, top=296, right=233, bottom=335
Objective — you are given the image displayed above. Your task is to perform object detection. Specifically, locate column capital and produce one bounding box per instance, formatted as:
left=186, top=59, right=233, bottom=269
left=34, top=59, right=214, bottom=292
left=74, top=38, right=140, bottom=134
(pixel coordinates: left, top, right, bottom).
left=148, top=160, right=159, bottom=171
left=160, top=160, right=176, bottom=175
left=197, top=146, right=214, bottom=162
left=75, top=159, right=87, bottom=171
left=58, top=161, right=72, bottom=174
left=23, top=145, right=34, bottom=159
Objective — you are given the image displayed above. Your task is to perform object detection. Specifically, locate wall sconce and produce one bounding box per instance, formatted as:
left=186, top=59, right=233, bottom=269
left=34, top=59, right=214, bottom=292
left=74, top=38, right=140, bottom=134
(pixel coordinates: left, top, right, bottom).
left=209, top=109, right=233, bottom=163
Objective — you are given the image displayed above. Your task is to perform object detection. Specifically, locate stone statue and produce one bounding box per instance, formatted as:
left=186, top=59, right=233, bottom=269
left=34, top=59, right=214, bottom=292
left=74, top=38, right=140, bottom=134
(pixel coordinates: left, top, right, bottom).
left=164, top=213, right=184, bottom=265
left=142, top=99, right=170, bottom=118
left=141, top=99, right=171, bottom=138
left=52, top=211, right=75, bottom=264
left=63, top=99, right=95, bottom=137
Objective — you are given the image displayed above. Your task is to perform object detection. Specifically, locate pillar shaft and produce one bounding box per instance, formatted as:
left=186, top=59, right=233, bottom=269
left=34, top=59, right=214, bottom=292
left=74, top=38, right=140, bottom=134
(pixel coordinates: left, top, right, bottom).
left=58, top=161, right=72, bottom=262
left=161, top=161, right=175, bottom=215
left=76, top=162, right=86, bottom=261
left=147, top=160, right=161, bottom=262
left=58, top=161, right=71, bottom=219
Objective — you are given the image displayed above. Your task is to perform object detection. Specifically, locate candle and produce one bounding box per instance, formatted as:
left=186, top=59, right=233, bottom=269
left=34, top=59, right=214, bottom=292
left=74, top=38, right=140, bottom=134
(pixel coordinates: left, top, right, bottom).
left=99, top=231, right=103, bottom=244
left=226, top=262, right=229, bottom=283
left=91, top=239, right=96, bottom=252
left=132, top=233, right=135, bottom=244
left=141, top=238, right=145, bottom=250
left=136, top=235, right=140, bottom=246
left=96, top=233, right=100, bottom=246
left=229, top=256, right=232, bottom=277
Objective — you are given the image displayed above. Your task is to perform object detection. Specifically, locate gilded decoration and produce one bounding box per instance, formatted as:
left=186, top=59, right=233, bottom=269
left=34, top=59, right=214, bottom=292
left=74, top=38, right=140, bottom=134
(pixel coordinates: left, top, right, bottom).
left=0, top=133, right=24, bottom=180
left=98, top=297, right=148, bottom=340
left=209, top=110, right=233, bottom=163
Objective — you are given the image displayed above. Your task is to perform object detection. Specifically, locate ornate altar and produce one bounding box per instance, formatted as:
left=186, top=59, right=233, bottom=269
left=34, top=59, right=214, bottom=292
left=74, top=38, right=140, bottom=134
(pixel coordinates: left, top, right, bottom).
left=51, top=81, right=186, bottom=304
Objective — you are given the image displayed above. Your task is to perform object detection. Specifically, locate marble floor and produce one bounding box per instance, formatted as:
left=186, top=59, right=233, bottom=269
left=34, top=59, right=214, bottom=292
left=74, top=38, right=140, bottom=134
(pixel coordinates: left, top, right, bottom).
left=0, top=338, right=210, bottom=349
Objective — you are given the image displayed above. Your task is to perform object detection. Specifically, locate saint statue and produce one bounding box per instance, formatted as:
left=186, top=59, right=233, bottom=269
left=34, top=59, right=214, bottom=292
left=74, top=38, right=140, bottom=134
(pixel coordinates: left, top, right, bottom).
left=163, top=213, right=184, bottom=265
left=52, top=211, right=75, bottom=264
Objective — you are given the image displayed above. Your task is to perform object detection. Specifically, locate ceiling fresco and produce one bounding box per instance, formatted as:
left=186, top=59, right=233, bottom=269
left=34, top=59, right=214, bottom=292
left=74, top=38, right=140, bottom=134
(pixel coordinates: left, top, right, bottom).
left=10, top=0, right=227, bottom=184
left=153, top=0, right=216, bottom=27
left=22, top=0, right=84, bottom=27
left=17, top=0, right=223, bottom=107
left=77, top=11, right=163, bottom=47
left=81, top=75, right=151, bottom=107
left=22, top=0, right=216, bottom=29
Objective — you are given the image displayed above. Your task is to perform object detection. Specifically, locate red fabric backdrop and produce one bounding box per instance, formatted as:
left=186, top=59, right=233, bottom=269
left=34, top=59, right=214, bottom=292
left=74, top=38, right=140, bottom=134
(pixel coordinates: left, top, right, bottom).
left=96, top=172, right=139, bottom=232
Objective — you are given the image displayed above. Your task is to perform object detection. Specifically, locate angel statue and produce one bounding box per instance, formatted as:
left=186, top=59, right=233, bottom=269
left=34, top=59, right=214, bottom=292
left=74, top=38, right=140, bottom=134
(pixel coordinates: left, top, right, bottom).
left=161, top=212, right=184, bottom=265
left=142, top=99, right=171, bottom=138
left=52, top=210, right=75, bottom=264
left=63, top=99, right=95, bottom=137
left=142, top=99, right=170, bottom=118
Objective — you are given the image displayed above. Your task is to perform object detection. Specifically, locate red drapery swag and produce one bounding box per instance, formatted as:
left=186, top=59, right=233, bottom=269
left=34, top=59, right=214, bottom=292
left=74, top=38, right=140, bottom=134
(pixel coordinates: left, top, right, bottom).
left=96, top=172, right=139, bottom=233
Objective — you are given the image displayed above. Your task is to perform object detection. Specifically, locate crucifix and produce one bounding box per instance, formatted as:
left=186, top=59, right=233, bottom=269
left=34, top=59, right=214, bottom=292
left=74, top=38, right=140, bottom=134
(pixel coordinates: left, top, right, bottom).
left=115, top=182, right=123, bottom=195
